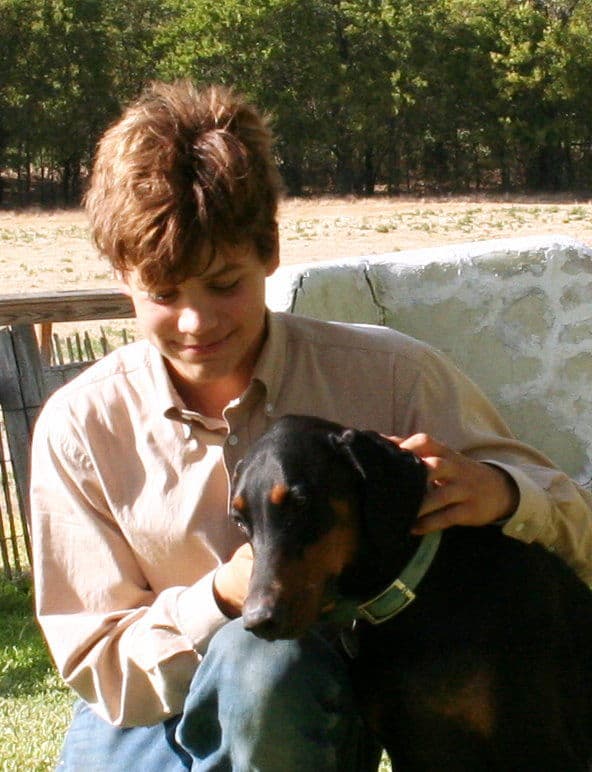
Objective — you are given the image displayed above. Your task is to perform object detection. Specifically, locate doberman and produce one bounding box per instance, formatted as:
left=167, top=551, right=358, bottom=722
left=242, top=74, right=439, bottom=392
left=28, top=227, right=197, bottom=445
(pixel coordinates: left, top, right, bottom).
left=230, top=414, right=592, bottom=771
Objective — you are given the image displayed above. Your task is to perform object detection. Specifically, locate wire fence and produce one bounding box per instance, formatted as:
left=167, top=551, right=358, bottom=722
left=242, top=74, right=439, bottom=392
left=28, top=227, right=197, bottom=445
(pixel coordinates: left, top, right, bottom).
left=0, top=416, right=25, bottom=579
left=0, top=324, right=134, bottom=578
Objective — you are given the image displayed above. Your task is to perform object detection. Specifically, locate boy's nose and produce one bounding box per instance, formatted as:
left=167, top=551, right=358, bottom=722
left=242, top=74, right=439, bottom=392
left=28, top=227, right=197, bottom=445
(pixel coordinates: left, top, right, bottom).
left=177, top=304, right=216, bottom=335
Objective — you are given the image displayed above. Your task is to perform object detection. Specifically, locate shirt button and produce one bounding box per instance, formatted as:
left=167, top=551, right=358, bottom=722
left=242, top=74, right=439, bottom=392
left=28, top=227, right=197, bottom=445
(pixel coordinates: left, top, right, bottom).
left=227, top=434, right=239, bottom=446
left=514, top=522, right=525, bottom=533
left=265, top=403, right=274, bottom=415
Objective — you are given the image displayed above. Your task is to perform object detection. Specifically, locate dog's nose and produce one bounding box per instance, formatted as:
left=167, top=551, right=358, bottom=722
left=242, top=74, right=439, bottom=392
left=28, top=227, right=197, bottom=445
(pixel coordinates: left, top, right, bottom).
left=242, top=600, right=286, bottom=640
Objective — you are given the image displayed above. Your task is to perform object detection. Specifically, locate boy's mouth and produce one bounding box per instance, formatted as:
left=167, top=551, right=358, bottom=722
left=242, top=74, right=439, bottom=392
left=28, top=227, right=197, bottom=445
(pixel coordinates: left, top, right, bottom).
left=175, top=332, right=233, bottom=356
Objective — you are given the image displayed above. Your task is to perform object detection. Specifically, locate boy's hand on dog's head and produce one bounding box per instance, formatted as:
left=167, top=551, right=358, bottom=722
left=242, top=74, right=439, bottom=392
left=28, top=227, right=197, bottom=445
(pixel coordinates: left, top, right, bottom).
left=388, top=433, right=519, bottom=535
left=213, top=543, right=253, bottom=619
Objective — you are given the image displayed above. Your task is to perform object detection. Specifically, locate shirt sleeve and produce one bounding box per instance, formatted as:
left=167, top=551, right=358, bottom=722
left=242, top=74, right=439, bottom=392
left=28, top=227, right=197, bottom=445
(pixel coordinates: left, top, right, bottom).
left=394, top=344, right=592, bottom=586
left=30, top=404, right=229, bottom=727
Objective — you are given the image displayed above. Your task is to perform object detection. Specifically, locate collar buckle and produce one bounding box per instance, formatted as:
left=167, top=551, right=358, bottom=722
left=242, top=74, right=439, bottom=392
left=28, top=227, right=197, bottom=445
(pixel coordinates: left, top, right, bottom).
left=357, top=578, right=416, bottom=625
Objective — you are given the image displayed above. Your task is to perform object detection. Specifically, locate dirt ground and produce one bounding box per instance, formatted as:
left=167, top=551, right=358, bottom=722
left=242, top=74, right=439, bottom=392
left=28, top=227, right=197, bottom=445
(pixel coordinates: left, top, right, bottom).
left=1, top=195, right=591, bottom=295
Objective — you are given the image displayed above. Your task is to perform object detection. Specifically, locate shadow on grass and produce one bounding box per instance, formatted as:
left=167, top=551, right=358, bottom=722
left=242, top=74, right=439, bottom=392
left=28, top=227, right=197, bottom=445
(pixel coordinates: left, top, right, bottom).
left=1, top=575, right=74, bottom=767
left=0, top=574, right=69, bottom=699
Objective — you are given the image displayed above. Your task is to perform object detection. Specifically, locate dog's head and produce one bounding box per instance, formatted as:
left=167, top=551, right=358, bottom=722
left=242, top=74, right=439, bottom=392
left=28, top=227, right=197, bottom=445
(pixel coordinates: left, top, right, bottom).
left=230, top=414, right=427, bottom=640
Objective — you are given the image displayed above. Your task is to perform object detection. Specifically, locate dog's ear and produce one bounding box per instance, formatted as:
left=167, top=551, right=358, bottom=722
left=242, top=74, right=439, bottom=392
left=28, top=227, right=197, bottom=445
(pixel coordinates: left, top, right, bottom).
left=332, top=428, right=428, bottom=551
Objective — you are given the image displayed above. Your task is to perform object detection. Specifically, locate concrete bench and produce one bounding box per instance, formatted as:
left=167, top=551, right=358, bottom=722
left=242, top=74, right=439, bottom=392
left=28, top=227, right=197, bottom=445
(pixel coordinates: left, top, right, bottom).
left=267, top=234, right=592, bottom=486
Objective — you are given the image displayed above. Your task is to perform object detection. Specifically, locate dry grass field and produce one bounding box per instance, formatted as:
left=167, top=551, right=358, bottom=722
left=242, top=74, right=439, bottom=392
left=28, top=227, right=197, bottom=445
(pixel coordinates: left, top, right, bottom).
left=1, top=195, right=592, bottom=295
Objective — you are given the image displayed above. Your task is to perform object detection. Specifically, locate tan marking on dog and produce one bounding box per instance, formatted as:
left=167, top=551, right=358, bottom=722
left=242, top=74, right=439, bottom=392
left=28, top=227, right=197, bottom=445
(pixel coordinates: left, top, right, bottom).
left=425, top=669, right=496, bottom=738
left=273, top=508, right=359, bottom=626
left=269, top=483, right=290, bottom=506
left=330, top=497, right=355, bottom=523
left=246, top=494, right=360, bottom=636
left=232, top=494, right=247, bottom=513
left=294, top=497, right=358, bottom=581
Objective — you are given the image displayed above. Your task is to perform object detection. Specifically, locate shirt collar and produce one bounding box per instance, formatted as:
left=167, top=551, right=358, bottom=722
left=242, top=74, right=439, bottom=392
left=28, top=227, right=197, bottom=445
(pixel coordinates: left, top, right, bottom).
left=148, top=342, right=184, bottom=419
left=251, top=311, right=287, bottom=412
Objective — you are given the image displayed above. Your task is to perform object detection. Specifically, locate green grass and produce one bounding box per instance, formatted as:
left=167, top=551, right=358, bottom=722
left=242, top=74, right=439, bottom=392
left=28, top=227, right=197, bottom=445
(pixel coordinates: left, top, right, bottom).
left=0, top=574, right=73, bottom=770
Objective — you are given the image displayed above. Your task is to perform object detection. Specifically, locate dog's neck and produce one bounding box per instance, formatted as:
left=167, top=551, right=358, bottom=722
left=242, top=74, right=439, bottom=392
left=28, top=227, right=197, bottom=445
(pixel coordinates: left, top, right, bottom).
left=340, top=524, right=423, bottom=599
left=354, top=531, right=442, bottom=623
left=327, top=530, right=442, bottom=626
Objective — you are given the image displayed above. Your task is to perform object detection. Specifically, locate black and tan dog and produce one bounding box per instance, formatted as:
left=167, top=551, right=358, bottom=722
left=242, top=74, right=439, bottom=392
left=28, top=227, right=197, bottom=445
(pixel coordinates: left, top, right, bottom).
left=230, top=414, right=592, bottom=770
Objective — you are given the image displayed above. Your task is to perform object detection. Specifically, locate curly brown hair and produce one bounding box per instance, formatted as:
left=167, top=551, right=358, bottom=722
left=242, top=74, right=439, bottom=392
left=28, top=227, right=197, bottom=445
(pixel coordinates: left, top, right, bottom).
left=85, top=80, right=282, bottom=287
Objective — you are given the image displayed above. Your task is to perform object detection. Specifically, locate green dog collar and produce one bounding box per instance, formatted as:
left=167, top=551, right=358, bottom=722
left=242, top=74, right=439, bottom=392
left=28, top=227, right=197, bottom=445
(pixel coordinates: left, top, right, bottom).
left=355, top=530, right=442, bottom=624
left=324, top=530, right=442, bottom=627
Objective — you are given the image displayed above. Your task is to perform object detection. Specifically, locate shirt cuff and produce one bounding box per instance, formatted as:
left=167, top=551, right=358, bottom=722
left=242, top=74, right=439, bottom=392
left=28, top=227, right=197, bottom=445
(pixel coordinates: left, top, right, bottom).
left=174, top=570, right=230, bottom=655
left=483, top=460, right=553, bottom=543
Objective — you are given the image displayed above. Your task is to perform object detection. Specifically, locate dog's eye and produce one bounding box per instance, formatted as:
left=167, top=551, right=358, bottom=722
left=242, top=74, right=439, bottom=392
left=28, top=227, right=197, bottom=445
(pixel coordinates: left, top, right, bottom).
left=230, top=512, right=250, bottom=535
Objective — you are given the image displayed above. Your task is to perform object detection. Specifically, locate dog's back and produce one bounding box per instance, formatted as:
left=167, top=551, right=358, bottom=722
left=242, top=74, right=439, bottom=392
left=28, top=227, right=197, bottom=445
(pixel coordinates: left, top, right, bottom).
left=353, top=525, right=592, bottom=769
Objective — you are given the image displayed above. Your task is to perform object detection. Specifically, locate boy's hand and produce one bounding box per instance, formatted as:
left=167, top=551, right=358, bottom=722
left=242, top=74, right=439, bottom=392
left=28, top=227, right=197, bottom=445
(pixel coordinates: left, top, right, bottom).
left=389, top=433, right=519, bottom=535
left=213, top=543, right=253, bottom=618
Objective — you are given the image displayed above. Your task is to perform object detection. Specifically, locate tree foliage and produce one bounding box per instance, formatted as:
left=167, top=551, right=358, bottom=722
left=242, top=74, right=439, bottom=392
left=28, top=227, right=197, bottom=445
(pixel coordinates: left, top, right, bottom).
left=2, top=0, right=592, bottom=203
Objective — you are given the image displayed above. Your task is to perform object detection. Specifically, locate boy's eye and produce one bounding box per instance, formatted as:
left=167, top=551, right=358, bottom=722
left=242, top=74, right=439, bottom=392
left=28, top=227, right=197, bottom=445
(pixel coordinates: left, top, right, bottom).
left=147, top=289, right=178, bottom=304
left=209, top=279, right=240, bottom=293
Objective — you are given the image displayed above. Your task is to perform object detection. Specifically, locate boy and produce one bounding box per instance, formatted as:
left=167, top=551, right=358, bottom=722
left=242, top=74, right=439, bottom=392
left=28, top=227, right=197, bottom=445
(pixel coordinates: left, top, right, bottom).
left=30, top=81, right=592, bottom=770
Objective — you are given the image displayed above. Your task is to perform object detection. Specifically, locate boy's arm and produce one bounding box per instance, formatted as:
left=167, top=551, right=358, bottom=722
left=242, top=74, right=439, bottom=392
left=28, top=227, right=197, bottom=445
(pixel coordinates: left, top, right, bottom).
left=394, top=345, right=592, bottom=586
left=30, top=408, right=231, bottom=728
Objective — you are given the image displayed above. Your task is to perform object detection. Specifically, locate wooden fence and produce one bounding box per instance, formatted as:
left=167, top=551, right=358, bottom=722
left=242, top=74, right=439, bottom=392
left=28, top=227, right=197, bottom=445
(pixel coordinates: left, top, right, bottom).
left=0, top=289, right=134, bottom=578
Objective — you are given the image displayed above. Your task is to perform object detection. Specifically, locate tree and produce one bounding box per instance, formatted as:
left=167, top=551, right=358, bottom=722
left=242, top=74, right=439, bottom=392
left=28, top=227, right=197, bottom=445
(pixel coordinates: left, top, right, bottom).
left=3, top=0, right=592, bottom=201
left=0, top=0, right=164, bottom=204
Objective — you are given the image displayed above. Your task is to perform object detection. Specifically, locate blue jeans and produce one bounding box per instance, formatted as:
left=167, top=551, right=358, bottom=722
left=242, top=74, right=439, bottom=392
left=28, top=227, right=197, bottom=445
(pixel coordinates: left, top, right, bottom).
left=56, top=619, right=382, bottom=771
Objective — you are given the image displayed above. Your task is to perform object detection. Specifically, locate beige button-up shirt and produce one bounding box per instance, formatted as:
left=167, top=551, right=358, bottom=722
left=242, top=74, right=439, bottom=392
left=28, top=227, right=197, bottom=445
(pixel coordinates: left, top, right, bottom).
left=30, top=312, right=592, bottom=726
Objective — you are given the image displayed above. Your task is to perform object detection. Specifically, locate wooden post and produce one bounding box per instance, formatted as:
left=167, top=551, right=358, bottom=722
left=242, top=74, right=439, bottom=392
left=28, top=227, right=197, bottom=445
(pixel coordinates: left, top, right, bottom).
left=0, top=324, right=47, bottom=561
left=34, top=322, right=53, bottom=366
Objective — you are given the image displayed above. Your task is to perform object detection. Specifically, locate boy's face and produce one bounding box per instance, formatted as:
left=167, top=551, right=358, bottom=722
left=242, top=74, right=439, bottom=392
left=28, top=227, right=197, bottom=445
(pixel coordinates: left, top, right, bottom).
left=123, top=241, right=279, bottom=416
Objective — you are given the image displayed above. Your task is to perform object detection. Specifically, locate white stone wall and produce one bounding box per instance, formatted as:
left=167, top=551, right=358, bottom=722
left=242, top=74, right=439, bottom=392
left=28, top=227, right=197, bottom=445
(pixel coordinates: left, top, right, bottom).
left=266, top=235, right=592, bottom=485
